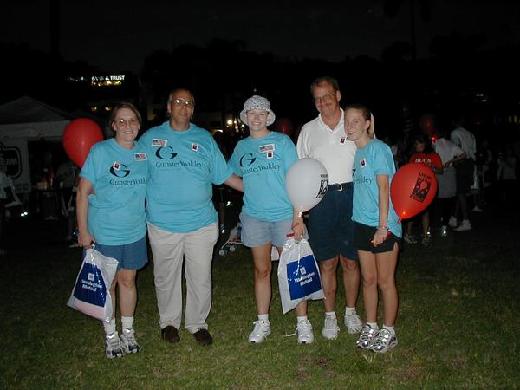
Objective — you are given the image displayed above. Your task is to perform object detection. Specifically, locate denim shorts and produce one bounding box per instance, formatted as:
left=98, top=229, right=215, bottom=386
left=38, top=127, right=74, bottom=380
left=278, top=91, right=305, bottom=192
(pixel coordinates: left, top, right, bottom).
left=307, top=183, right=357, bottom=261
left=93, top=236, right=148, bottom=270
left=239, top=212, right=293, bottom=248
left=353, top=222, right=400, bottom=254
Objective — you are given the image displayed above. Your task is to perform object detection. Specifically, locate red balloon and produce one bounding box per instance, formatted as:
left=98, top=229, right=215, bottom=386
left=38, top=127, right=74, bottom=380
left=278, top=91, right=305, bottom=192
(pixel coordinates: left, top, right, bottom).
left=62, top=118, right=103, bottom=167
left=390, top=163, right=438, bottom=220
left=276, top=118, right=294, bottom=136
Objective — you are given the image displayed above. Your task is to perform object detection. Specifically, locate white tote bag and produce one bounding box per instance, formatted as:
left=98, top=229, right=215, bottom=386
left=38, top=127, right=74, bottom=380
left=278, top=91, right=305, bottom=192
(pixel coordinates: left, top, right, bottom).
left=67, top=248, right=118, bottom=322
left=277, top=237, right=324, bottom=314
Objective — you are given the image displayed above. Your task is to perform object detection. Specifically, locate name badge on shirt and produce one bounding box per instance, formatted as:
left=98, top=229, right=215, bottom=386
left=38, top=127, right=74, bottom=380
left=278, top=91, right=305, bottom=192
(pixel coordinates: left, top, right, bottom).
left=134, top=152, right=147, bottom=161
left=360, top=158, right=367, bottom=168
left=112, top=161, right=121, bottom=171
left=152, top=139, right=167, bottom=147
left=259, top=144, right=275, bottom=153
left=192, top=143, right=199, bottom=152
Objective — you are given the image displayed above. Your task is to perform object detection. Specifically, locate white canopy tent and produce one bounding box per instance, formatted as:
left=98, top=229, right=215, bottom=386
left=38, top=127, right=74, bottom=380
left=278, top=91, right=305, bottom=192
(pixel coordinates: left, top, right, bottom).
left=0, top=96, right=71, bottom=192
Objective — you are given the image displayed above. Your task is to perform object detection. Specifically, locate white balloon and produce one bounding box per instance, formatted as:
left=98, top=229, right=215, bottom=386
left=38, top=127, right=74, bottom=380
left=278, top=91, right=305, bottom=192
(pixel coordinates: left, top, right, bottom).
left=286, top=158, right=328, bottom=212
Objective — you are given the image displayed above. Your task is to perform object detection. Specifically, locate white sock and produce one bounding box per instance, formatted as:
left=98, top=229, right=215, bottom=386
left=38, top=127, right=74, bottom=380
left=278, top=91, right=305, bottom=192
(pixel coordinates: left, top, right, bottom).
left=258, top=314, right=269, bottom=323
left=103, top=318, right=116, bottom=337
left=121, top=316, right=134, bottom=332
left=296, top=315, right=308, bottom=323
left=345, top=307, right=357, bottom=316
left=367, top=322, right=379, bottom=330
left=383, top=325, right=395, bottom=335
left=325, top=311, right=336, bottom=319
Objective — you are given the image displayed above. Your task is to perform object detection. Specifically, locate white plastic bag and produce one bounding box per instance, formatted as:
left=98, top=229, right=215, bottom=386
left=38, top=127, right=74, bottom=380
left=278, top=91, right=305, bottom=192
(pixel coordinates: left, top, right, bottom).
left=277, top=237, right=324, bottom=314
left=67, top=248, right=118, bottom=322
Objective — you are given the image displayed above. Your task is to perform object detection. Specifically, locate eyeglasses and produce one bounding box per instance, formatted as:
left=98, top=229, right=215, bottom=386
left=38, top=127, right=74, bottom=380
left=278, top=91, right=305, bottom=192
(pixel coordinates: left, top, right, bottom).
left=313, top=92, right=336, bottom=104
left=171, top=98, right=195, bottom=107
left=115, top=118, right=139, bottom=128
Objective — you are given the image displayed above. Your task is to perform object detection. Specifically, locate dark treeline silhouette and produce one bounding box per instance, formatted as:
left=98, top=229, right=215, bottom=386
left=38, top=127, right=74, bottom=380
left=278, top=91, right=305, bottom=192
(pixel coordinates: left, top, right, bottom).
left=1, top=36, right=519, bottom=143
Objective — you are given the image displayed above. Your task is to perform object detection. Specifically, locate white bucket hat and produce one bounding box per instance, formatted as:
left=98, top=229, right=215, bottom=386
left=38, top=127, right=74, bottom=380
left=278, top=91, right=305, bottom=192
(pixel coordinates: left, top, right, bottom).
left=239, top=95, right=276, bottom=127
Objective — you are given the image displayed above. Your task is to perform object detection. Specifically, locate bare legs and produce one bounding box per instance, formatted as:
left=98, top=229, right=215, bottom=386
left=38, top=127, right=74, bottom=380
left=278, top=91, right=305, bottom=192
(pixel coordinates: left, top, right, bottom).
left=358, top=244, right=399, bottom=326
left=251, top=244, right=307, bottom=316
left=319, top=255, right=360, bottom=312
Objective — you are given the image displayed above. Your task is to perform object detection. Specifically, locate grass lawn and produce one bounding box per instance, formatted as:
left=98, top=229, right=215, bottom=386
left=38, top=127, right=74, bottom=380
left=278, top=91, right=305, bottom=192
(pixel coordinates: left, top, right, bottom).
left=1, top=203, right=519, bottom=389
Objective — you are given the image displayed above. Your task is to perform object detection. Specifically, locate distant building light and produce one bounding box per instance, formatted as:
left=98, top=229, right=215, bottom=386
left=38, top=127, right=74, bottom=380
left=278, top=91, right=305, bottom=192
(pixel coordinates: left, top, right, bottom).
left=90, top=74, right=126, bottom=88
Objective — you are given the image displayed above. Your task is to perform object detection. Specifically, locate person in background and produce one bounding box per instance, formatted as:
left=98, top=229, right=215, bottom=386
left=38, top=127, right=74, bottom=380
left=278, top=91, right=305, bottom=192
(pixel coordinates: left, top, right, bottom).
left=76, top=102, right=148, bottom=359
left=496, top=145, right=518, bottom=204
left=0, top=158, right=15, bottom=256
left=55, top=159, right=79, bottom=246
left=296, top=76, right=362, bottom=340
left=433, top=127, right=464, bottom=237
left=229, top=95, right=313, bottom=344
left=404, top=133, right=443, bottom=245
left=140, top=88, right=243, bottom=347
left=450, top=116, right=477, bottom=231
left=345, top=104, right=401, bottom=354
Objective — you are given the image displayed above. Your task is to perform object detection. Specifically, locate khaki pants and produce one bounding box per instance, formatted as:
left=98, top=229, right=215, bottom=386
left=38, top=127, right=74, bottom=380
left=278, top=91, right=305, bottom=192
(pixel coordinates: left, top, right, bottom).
left=147, top=223, right=218, bottom=333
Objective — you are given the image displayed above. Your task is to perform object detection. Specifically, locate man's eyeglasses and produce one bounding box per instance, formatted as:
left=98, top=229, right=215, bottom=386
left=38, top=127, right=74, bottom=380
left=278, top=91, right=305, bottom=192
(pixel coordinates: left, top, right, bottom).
left=313, top=92, right=336, bottom=104
left=115, top=118, right=139, bottom=127
left=172, top=98, right=195, bottom=107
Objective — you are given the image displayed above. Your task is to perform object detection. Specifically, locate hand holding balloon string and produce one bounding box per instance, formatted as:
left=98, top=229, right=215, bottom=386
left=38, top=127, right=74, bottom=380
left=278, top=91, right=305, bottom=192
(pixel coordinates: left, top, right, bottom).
left=291, top=210, right=305, bottom=241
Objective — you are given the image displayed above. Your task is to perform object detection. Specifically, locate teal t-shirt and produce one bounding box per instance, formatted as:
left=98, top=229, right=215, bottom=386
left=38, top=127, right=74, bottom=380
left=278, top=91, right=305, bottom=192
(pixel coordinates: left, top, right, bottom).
left=140, top=121, right=233, bottom=232
left=80, top=138, right=148, bottom=245
left=229, top=131, right=296, bottom=222
left=352, top=139, right=402, bottom=237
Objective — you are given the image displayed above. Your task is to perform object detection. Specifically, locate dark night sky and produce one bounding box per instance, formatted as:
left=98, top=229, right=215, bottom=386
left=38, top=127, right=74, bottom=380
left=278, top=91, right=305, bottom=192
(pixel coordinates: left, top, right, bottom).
left=2, top=0, right=520, bottom=72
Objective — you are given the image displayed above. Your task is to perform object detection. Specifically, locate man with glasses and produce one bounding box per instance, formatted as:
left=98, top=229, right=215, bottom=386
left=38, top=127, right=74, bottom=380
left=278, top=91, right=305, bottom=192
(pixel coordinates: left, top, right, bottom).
left=296, top=76, right=363, bottom=340
left=140, top=88, right=242, bottom=346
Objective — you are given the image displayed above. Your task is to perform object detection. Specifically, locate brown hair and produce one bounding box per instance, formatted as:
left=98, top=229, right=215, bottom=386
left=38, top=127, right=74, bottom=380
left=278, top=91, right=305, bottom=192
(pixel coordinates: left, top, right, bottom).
left=109, top=102, right=142, bottom=126
left=345, top=104, right=375, bottom=139
left=310, top=76, right=340, bottom=95
left=345, top=104, right=371, bottom=120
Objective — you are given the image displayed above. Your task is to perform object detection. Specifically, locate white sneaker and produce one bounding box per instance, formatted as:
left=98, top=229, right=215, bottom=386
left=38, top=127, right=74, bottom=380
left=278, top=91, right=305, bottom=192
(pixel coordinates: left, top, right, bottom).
left=344, top=312, right=363, bottom=334
left=105, top=332, right=124, bottom=359
left=448, top=217, right=458, bottom=228
left=120, top=328, right=140, bottom=354
left=453, top=219, right=472, bottom=232
left=321, top=316, right=340, bottom=340
left=440, top=225, right=448, bottom=237
left=356, top=324, right=379, bottom=349
left=371, top=328, right=398, bottom=353
left=248, top=320, right=271, bottom=343
left=296, top=319, right=314, bottom=344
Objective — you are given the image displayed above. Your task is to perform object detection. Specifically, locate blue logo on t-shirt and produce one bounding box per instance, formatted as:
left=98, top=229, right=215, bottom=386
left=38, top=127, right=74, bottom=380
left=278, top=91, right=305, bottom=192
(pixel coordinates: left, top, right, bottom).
left=155, top=146, right=178, bottom=160
left=110, top=163, right=130, bottom=178
left=239, top=153, right=257, bottom=167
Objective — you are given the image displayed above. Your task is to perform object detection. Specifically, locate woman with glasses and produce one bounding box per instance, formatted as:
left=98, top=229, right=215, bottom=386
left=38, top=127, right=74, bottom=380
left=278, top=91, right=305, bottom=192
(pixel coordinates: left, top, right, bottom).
left=76, top=102, right=148, bottom=359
